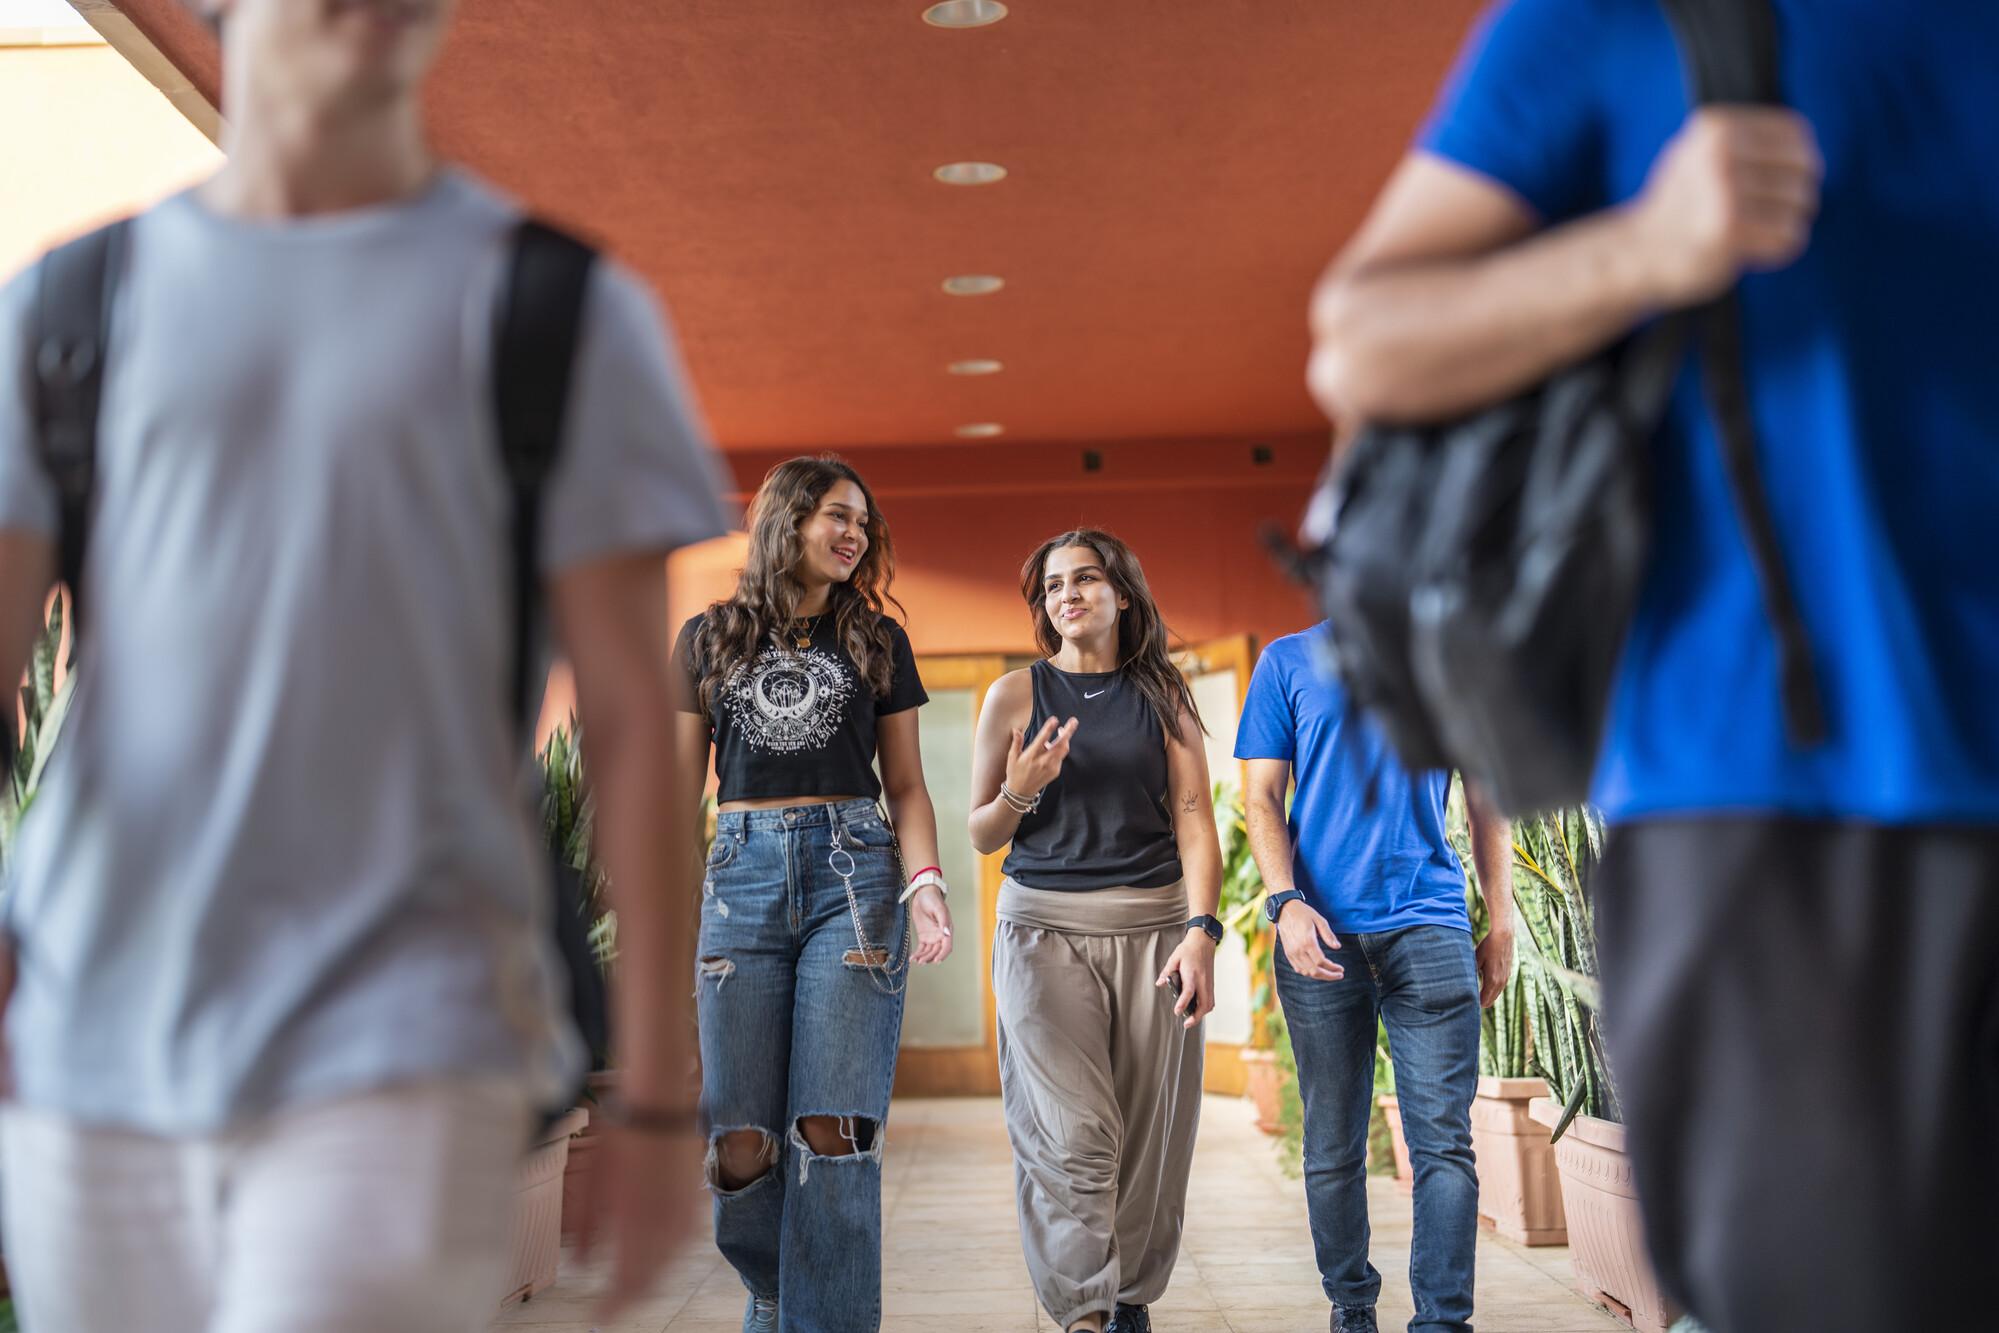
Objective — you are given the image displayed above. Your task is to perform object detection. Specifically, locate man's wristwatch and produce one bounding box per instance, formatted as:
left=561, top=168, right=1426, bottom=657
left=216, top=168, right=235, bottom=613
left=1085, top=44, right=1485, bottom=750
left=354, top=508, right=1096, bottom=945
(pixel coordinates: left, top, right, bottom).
left=1186, top=914, right=1224, bottom=945
left=1264, top=888, right=1308, bottom=924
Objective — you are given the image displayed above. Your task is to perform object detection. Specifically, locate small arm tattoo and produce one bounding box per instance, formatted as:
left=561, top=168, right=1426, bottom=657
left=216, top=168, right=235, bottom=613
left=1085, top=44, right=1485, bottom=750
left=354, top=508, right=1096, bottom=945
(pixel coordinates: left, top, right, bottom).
left=1180, top=790, right=1199, bottom=814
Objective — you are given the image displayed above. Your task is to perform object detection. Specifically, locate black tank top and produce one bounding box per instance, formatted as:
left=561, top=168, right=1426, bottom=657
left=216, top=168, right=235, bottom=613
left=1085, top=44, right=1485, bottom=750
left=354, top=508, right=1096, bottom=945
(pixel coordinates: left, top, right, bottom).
left=1000, top=661, right=1183, bottom=892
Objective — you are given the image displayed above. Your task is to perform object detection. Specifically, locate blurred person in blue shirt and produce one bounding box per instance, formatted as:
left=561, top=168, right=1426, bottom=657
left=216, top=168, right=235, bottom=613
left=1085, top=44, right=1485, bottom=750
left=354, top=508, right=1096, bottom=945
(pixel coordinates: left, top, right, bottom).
left=1306, top=2, right=1999, bottom=1328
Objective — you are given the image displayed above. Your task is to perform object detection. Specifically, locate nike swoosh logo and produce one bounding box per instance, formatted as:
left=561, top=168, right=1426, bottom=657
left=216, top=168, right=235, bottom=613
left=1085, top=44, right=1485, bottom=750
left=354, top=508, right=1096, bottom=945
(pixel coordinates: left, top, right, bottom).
left=1083, top=689, right=1107, bottom=699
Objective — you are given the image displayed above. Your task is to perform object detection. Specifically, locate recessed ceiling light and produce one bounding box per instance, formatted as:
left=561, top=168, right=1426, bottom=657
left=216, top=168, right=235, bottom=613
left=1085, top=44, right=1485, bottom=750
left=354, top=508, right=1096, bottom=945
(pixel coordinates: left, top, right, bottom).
left=948, top=359, right=1005, bottom=376
left=942, top=275, right=1005, bottom=296
left=955, top=423, right=1005, bottom=439
left=922, top=1, right=1008, bottom=29
left=933, top=161, right=1008, bottom=186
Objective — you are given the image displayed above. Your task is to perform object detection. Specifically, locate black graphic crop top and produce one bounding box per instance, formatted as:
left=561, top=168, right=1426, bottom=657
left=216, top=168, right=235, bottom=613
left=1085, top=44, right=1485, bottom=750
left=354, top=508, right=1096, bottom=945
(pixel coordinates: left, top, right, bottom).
left=675, top=611, right=928, bottom=803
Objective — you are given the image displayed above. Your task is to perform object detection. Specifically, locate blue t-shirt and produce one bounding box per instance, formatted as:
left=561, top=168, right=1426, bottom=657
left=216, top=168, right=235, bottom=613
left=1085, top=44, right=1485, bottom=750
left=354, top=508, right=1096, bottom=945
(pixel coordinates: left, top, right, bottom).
left=1421, top=0, right=1999, bottom=825
left=1234, top=628, right=1468, bottom=936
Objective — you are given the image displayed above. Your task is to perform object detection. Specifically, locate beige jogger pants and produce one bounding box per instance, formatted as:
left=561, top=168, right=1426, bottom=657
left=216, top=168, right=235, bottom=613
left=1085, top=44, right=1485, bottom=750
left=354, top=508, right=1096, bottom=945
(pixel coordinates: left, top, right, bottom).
left=993, top=878, right=1205, bottom=1329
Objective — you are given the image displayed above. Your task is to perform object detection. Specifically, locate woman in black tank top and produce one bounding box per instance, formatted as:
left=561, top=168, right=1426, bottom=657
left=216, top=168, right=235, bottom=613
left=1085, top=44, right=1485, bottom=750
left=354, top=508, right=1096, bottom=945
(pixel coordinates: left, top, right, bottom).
left=969, top=529, right=1225, bottom=1333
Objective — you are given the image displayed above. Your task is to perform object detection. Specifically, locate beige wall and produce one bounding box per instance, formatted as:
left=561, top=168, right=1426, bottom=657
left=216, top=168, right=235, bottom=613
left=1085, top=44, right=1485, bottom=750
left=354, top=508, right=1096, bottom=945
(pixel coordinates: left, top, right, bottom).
left=0, top=37, right=222, bottom=281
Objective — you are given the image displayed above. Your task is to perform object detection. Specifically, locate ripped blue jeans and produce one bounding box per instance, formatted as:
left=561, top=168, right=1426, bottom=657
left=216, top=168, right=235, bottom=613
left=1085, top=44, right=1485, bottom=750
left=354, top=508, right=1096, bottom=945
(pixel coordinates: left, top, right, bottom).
left=697, top=799, right=909, bottom=1332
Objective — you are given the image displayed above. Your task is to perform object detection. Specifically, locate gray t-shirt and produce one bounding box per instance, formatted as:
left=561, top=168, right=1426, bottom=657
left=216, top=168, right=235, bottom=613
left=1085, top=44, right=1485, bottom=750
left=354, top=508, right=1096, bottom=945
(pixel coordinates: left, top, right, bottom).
left=0, top=170, right=731, bottom=1134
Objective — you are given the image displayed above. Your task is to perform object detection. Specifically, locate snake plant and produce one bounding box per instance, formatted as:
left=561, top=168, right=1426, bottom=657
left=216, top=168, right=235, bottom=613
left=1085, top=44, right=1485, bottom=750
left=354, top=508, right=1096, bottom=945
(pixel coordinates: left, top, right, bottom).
left=1449, top=777, right=1619, bottom=1135
left=2, top=597, right=75, bottom=867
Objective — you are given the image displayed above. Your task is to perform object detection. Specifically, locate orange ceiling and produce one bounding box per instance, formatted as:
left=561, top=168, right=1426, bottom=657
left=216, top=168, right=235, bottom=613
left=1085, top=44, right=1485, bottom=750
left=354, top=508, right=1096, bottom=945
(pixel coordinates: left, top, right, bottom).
left=112, top=0, right=1481, bottom=451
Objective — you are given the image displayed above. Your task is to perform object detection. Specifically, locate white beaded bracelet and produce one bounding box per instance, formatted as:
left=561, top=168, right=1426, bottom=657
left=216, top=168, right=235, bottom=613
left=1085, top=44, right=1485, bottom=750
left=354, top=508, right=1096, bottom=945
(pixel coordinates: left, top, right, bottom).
left=899, top=869, right=947, bottom=904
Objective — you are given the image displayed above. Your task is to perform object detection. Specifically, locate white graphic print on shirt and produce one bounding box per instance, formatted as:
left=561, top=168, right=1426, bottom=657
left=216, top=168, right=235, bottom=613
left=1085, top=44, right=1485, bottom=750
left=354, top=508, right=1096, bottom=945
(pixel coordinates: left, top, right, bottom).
left=721, top=645, right=856, bottom=753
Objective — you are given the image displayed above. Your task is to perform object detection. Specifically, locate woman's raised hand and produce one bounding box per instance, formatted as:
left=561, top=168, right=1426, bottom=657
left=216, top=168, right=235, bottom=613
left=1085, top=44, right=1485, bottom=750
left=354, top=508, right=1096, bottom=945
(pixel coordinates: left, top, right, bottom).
left=1004, top=716, right=1078, bottom=801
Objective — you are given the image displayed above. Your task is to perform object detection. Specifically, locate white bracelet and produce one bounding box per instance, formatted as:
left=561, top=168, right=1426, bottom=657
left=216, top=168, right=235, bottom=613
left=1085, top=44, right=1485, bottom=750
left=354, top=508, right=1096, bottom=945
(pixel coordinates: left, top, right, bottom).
left=899, top=869, right=947, bottom=904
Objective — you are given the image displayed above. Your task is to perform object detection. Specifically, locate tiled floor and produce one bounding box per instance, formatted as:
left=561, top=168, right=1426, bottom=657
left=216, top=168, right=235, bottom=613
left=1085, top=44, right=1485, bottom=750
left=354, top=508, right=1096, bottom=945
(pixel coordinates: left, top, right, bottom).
left=491, top=1095, right=1624, bottom=1333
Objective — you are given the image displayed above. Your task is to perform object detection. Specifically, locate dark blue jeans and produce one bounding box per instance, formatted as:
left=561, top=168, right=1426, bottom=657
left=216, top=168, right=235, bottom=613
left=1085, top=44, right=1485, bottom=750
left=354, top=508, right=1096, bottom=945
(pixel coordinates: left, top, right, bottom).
left=1274, top=924, right=1481, bottom=1333
left=697, top=799, right=909, bottom=1333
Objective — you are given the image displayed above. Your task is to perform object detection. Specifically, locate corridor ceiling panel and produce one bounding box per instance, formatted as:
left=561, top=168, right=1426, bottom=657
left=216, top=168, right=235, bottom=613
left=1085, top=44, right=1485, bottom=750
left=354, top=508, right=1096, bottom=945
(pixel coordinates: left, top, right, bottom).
left=107, top=0, right=1482, bottom=449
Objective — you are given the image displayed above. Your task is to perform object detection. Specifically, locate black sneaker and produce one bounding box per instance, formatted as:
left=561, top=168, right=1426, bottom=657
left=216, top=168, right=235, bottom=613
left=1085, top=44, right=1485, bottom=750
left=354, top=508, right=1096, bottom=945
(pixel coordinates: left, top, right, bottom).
left=1107, top=1304, right=1151, bottom=1333
left=1330, top=1307, right=1378, bottom=1333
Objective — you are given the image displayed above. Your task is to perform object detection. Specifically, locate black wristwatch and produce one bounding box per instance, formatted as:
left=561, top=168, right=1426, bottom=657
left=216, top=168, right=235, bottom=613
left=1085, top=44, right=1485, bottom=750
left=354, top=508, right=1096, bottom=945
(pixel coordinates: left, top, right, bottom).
left=1186, top=914, right=1224, bottom=945
left=1264, top=889, right=1308, bottom=924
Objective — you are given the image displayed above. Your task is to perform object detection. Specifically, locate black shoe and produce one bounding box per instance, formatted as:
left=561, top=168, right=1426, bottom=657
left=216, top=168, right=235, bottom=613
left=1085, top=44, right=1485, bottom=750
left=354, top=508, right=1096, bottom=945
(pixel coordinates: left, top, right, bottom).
left=1107, top=1304, right=1151, bottom=1333
left=1330, top=1307, right=1378, bottom=1333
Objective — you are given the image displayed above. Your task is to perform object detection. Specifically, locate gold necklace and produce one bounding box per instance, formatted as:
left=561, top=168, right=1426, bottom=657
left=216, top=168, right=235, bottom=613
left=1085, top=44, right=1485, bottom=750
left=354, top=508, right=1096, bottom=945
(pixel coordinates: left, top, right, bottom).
left=789, top=615, right=816, bottom=651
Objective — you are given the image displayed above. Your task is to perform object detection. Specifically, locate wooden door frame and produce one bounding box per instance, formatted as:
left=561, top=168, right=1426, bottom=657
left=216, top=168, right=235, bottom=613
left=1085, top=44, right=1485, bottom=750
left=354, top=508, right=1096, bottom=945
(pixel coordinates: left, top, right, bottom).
left=892, top=654, right=1007, bottom=1097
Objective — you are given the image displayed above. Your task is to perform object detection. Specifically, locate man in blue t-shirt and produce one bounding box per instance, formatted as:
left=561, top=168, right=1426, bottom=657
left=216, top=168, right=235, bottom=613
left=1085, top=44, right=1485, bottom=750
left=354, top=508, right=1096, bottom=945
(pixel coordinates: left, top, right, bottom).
left=1305, top=2, right=1999, bottom=1328
left=1236, top=627, right=1513, bottom=1333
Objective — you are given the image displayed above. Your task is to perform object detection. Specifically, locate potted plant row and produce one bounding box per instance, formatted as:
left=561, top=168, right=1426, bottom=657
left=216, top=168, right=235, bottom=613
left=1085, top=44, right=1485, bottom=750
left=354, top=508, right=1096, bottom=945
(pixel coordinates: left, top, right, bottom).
left=1504, top=804, right=1680, bottom=1333
left=1447, top=781, right=1566, bottom=1246
left=544, top=738, right=717, bottom=1250
left=502, top=720, right=623, bottom=1305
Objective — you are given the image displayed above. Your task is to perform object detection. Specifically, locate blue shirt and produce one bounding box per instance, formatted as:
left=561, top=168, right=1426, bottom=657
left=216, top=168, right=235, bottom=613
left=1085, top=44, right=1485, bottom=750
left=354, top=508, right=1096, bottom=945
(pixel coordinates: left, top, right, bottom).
left=1421, top=0, right=1999, bottom=825
left=1235, top=628, right=1468, bottom=936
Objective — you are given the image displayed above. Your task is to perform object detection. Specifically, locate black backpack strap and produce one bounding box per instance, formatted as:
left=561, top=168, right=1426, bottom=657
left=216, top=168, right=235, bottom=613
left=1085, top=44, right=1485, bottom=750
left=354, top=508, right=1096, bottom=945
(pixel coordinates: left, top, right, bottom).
left=1661, top=0, right=1828, bottom=745
left=492, top=218, right=598, bottom=736
left=493, top=220, right=614, bottom=1118
left=1664, top=0, right=1779, bottom=106
left=30, top=219, right=132, bottom=638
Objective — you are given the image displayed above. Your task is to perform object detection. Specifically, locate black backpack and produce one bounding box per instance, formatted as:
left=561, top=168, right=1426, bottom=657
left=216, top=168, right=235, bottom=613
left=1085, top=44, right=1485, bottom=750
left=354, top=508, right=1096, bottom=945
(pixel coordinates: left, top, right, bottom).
left=1304, top=0, right=1824, bottom=816
left=25, top=214, right=612, bottom=1113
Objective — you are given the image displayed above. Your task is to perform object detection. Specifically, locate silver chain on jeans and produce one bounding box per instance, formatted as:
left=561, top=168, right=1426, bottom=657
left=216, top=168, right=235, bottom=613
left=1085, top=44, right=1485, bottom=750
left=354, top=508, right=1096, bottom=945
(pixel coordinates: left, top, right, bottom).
left=829, top=807, right=911, bottom=996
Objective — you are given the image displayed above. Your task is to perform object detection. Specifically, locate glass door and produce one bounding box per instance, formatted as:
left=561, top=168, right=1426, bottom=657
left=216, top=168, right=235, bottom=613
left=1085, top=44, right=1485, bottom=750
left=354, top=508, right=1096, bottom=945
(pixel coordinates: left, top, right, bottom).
left=892, top=655, right=1006, bottom=1096
left=1174, top=635, right=1260, bottom=1094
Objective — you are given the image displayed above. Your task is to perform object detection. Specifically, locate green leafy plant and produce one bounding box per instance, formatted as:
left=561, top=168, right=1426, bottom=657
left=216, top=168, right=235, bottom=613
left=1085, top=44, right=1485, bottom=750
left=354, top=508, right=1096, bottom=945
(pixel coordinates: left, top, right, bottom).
left=1447, top=779, right=1618, bottom=1138
left=1509, top=806, right=1618, bottom=1138
left=2, top=596, right=75, bottom=865
left=1447, top=777, right=1532, bottom=1079
left=538, top=719, right=614, bottom=967
left=538, top=719, right=717, bottom=973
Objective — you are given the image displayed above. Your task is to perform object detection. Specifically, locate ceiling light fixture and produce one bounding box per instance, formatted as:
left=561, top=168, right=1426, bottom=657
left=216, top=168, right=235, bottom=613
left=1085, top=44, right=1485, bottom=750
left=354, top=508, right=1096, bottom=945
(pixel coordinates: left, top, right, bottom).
left=922, top=1, right=1008, bottom=29
left=947, top=359, right=1005, bottom=376
left=942, top=275, right=1005, bottom=296
left=933, top=161, right=1008, bottom=186
left=955, top=423, right=1005, bottom=439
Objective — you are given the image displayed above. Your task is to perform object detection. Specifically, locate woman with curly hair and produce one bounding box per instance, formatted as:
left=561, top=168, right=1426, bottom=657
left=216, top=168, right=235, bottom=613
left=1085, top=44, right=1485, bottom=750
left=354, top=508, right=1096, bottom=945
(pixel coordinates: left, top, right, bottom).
left=675, top=455, right=953, bottom=1333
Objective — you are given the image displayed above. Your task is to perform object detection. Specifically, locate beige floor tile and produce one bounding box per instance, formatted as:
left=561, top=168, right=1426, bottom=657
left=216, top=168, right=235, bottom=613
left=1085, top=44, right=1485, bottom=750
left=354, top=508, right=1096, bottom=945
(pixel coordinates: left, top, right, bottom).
left=495, top=1096, right=1622, bottom=1333
left=879, top=1316, right=1040, bottom=1333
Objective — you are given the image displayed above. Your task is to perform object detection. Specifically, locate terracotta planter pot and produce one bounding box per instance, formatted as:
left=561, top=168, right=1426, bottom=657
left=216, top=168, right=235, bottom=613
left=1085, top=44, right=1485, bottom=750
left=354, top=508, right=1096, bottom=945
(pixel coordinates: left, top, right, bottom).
left=559, top=1070, right=621, bottom=1240
left=1470, top=1076, right=1567, bottom=1246
left=500, top=1107, right=589, bottom=1307
left=559, top=1130, right=600, bottom=1242
left=1241, top=1047, right=1285, bottom=1136
left=1528, top=1098, right=1681, bottom=1332
left=1377, top=1094, right=1413, bottom=1195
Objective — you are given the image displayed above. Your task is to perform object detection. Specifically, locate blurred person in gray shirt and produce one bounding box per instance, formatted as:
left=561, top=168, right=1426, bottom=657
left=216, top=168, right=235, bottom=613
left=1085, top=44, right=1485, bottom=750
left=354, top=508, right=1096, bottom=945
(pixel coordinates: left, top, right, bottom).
left=0, top=1, right=730, bottom=1328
